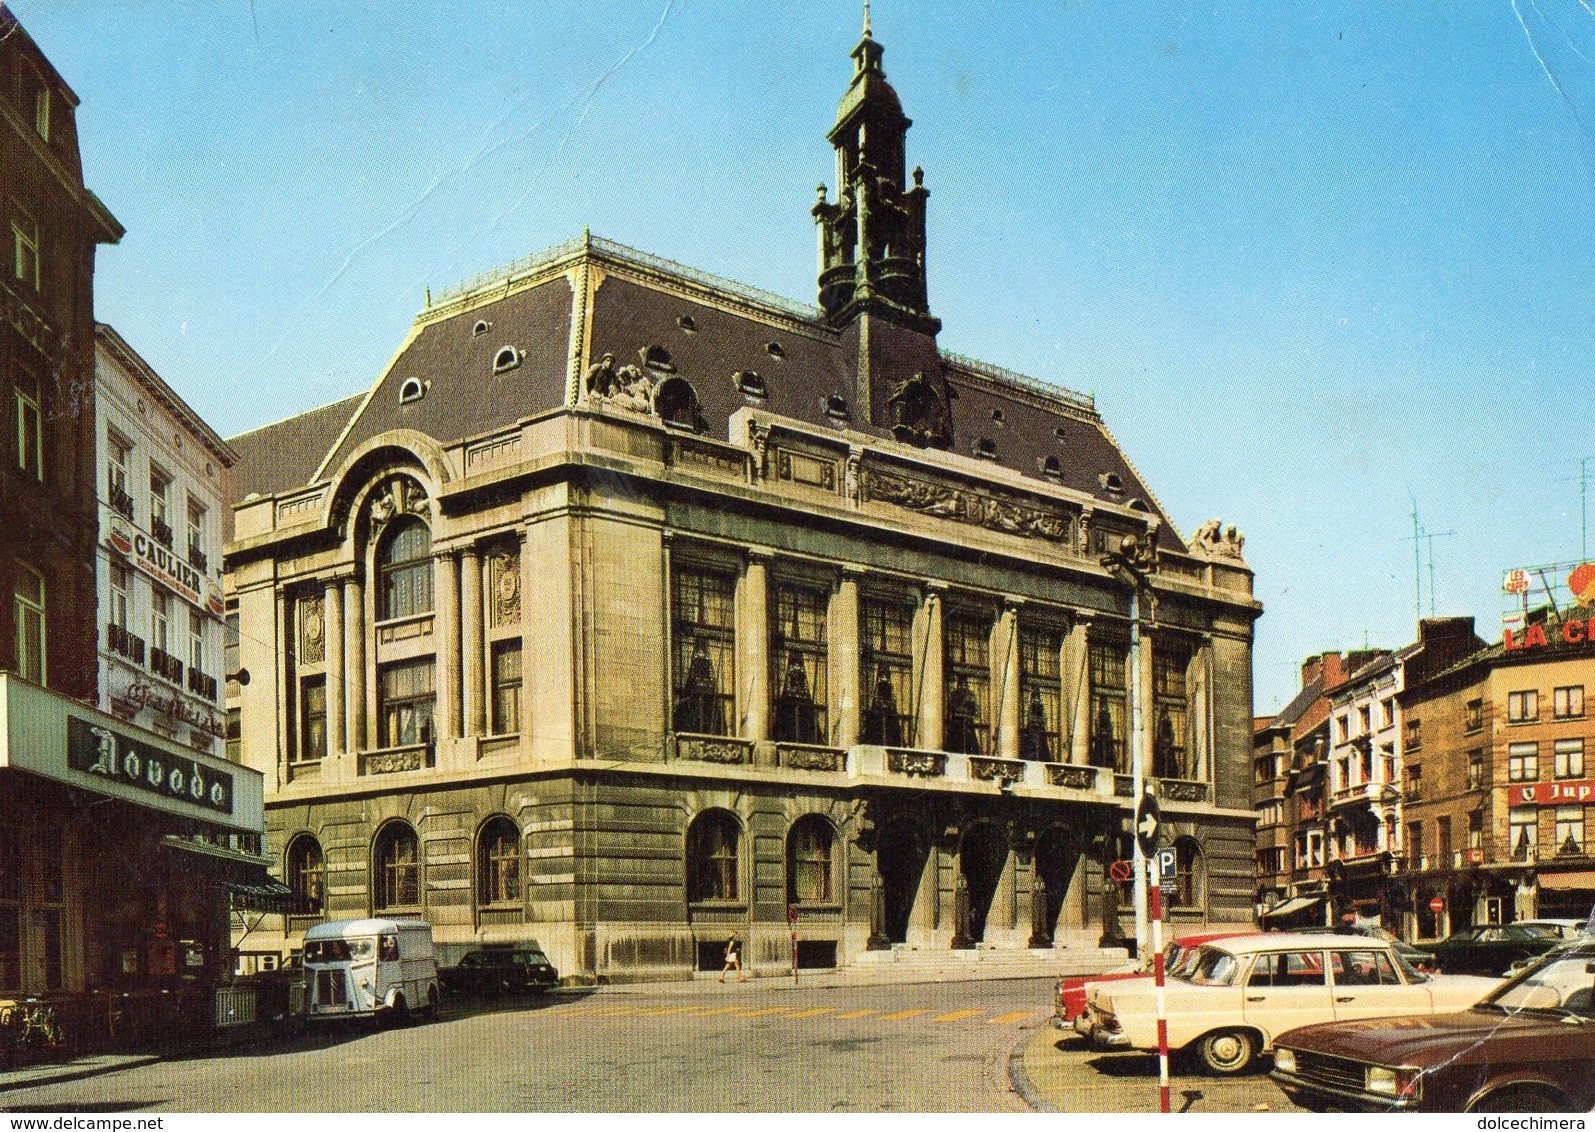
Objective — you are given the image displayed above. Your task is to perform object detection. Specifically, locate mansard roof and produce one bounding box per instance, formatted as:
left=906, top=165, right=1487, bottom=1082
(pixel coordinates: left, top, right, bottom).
left=226, top=235, right=1187, bottom=552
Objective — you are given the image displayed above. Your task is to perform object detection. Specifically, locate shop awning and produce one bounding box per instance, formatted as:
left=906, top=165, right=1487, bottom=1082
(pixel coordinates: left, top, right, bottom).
left=1538, top=869, right=1595, bottom=892
left=1261, top=895, right=1324, bottom=919
left=225, top=869, right=295, bottom=913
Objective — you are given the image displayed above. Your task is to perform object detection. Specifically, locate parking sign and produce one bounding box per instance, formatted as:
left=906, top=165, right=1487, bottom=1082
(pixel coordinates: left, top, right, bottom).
left=1155, top=846, right=1176, bottom=885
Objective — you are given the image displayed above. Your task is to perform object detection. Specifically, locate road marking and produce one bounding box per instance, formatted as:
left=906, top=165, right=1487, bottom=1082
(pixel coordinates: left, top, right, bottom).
left=635, top=1005, right=703, bottom=1016
left=733, top=1006, right=796, bottom=1017
left=690, top=1006, right=750, bottom=1017
left=877, top=1009, right=931, bottom=1021
left=931, top=1009, right=983, bottom=1022
left=785, top=1007, right=840, bottom=1018
left=831, top=1009, right=877, bottom=1019
left=988, top=1010, right=1038, bottom=1024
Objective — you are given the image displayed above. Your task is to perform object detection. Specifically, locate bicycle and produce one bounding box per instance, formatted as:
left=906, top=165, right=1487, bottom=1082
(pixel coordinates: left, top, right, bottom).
left=0, top=998, right=65, bottom=1065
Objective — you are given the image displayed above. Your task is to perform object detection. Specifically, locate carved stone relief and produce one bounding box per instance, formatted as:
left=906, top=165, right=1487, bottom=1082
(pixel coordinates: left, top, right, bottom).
left=368, top=476, right=430, bottom=533
left=864, top=467, right=1074, bottom=543
left=300, top=597, right=325, bottom=664
left=490, top=551, right=522, bottom=626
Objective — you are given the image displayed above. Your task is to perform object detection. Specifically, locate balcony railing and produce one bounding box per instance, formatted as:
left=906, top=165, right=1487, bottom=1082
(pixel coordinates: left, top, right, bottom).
left=150, top=646, right=184, bottom=685
left=188, top=545, right=209, bottom=574
left=109, top=486, right=135, bottom=520
left=150, top=515, right=174, bottom=549
left=188, top=667, right=218, bottom=702
left=106, top=622, right=145, bottom=665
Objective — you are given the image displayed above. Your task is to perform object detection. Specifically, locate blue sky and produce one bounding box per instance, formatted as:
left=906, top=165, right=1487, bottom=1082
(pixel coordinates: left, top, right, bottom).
left=12, top=0, right=1594, bottom=713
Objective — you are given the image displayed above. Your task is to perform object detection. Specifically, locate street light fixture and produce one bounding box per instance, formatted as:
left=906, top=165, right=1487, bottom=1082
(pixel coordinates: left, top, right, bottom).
left=1100, top=530, right=1158, bottom=955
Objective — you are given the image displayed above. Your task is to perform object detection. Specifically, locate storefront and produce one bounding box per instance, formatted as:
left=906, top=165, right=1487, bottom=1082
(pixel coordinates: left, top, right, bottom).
left=0, top=674, right=268, bottom=1048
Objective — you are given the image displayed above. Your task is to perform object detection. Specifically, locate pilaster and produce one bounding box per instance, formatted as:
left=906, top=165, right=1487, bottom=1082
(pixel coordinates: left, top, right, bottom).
left=740, top=550, right=771, bottom=743
left=915, top=583, right=945, bottom=751
left=997, top=600, right=1022, bottom=761
left=343, top=575, right=365, bottom=753
left=831, top=567, right=863, bottom=748
left=436, top=551, right=461, bottom=744
left=324, top=579, right=345, bottom=759
left=461, top=546, right=484, bottom=737
left=1066, top=613, right=1091, bottom=765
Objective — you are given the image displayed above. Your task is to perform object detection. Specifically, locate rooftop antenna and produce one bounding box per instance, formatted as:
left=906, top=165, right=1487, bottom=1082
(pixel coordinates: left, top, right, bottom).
left=1419, top=528, right=1456, bottom=617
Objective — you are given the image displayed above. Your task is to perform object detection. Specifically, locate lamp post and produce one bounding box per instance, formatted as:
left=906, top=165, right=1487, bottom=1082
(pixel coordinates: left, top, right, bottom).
left=1101, top=531, right=1157, bottom=956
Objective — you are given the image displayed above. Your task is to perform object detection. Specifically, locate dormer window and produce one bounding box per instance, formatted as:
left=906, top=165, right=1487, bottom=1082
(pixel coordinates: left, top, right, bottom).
left=640, top=344, right=676, bottom=373
left=398, top=378, right=426, bottom=405
left=1099, top=472, right=1124, bottom=496
left=971, top=438, right=998, bottom=461
left=472, top=320, right=491, bottom=338
left=733, top=370, right=767, bottom=398
left=989, top=408, right=1005, bottom=425
left=677, top=314, right=698, bottom=333
left=34, top=86, right=50, bottom=142
left=493, top=346, right=521, bottom=374
left=1053, top=426, right=1067, bottom=442
left=823, top=393, right=850, bottom=422
left=765, top=340, right=785, bottom=360
left=1038, top=455, right=1062, bottom=478
left=1127, top=498, right=1150, bottom=512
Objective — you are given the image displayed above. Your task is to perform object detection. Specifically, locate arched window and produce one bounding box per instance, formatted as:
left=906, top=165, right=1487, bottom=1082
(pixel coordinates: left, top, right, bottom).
left=686, top=810, right=740, bottom=903
left=378, top=518, right=433, bottom=621
left=786, top=815, right=835, bottom=905
left=1169, top=836, right=1205, bottom=910
left=373, top=822, right=420, bottom=910
left=286, top=834, right=324, bottom=913
left=478, top=816, right=521, bottom=906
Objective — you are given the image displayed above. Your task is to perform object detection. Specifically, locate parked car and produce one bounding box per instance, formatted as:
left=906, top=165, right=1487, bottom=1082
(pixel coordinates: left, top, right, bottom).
left=1293, top=925, right=1434, bottom=971
left=1081, top=932, right=1499, bottom=1075
left=1054, top=931, right=1260, bottom=1030
left=1270, top=939, right=1595, bottom=1112
left=440, top=943, right=559, bottom=997
left=1429, top=923, right=1562, bottom=976
left=1514, top=918, right=1590, bottom=941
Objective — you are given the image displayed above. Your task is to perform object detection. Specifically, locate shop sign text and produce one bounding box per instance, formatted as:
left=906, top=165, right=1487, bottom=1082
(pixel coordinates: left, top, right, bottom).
left=1509, top=779, right=1595, bottom=807
left=67, top=716, right=234, bottom=814
left=1503, top=618, right=1595, bottom=651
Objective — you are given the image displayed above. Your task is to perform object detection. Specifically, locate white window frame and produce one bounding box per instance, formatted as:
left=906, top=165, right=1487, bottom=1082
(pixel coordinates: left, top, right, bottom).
left=1508, top=689, right=1538, bottom=723
left=1554, top=685, right=1585, bottom=720
left=1555, top=807, right=1584, bottom=855
left=189, top=608, right=205, bottom=676
left=152, top=590, right=170, bottom=655
left=149, top=467, right=171, bottom=530
left=15, top=377, right=41, bottom=481
left=1508, top=742, right=1539, bottom=783
left=1554, top=738, right=1585, bottom=780
left=13, top=562, right=45, bottom=684
left=11, top=209, right=39, bottom=292
left=109, top=562, right=130, bottom=630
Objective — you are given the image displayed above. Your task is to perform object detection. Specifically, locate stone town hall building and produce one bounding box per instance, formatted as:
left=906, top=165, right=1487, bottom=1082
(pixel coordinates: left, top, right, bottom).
left=226, top=25, right=1261, bottom=979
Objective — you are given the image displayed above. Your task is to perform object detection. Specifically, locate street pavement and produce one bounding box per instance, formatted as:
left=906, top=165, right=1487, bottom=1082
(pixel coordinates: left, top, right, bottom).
left=1016, top=1021, right=1306, bottom=1114
left=0, top=977, right=1051, bottom=1113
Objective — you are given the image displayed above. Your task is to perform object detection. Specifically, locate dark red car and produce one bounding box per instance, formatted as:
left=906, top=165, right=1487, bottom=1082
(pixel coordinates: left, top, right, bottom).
left=1270, top=939, right=1595, bottom=1112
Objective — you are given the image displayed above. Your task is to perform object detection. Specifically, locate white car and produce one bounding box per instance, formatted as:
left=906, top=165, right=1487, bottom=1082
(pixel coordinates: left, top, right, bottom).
left=1082, top=931, right=1500, bottom=1074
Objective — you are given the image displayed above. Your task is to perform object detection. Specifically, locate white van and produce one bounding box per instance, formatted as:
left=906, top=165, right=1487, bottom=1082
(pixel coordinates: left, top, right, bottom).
left=302, top=918, right=439, bottom=1024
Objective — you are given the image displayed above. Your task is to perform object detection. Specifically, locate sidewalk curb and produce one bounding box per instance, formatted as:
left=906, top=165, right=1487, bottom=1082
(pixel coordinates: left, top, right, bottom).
left=1007, top=1028, right=1058, bottom=1113
left=0, top=1054, right=160, bottom=1095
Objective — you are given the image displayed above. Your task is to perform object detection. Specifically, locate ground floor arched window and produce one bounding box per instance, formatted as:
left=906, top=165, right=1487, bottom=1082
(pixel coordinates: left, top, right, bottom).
left=373, top=822, right=420, bottom=909
left=478, top=816, right=521, bottom=906
left=687, top=810, right=740, bottom=903
left=787, top=816, right=835, bottom=904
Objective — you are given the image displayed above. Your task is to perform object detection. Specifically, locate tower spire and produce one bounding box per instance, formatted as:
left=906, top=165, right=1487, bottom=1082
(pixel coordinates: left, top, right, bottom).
left=863, top=0, right=872, bottom=36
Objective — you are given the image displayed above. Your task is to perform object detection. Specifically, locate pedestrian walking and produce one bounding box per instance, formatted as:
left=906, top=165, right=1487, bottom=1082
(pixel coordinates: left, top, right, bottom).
left=719, top=930, right=747, bottom=983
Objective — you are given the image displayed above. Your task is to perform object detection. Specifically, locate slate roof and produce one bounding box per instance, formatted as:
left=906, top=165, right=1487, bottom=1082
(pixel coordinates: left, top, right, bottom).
left=225, top=237, right=1193, bottom=554
left=230, top=393, right=364, bottom=500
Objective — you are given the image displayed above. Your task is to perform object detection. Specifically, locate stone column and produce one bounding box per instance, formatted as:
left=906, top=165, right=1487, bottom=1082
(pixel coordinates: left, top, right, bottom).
left=460, top=546, right=484, bottom=737
left=343, top=575, right=365, bottom=753
left=740, top=551, right=770, bottom=742
left=1065, top=614, right=1092, bottom=765
left=436, top=551, right=461, bottom=741
left=915, top=584, right=945, bottom=751
left=1193, top=639, right=1213, bottom=782
left=997, top=601, right=1022, bottom=760
left=831, top=569, right=862, bottom=748
left=324, top=580, right=345, bottom=758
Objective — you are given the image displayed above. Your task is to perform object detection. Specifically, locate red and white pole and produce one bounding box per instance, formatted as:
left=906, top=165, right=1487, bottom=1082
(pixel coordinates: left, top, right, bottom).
left=1149, top=860, right=1169, bottom=1114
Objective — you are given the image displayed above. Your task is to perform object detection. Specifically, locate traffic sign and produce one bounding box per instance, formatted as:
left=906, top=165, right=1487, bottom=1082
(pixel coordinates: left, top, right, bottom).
left=1135, top=790, right=1162, bottom=856
left=1155, top=846, right=1176, bottom=885
left=1108, top=859, right=1134, bottom=883
left=1429, top=896, right=1445, bottom=914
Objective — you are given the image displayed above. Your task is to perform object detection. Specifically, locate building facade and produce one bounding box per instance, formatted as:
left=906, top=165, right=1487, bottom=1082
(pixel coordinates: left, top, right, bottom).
left=95, top=323, right=236, bottom=755
left=227, top=27, right=1263, bottom=979
left=1252, top=651, right=1357, bottom=927
left=1399, top=606, right=1595, bottom=939
left=1, top=13, right=272, bottom=1042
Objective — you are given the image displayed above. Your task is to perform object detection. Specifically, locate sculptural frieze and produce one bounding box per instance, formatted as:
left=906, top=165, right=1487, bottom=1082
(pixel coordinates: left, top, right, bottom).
left=864, top=468, right=1073, bottom=544
left=886, top=371, right=951, bottom=449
